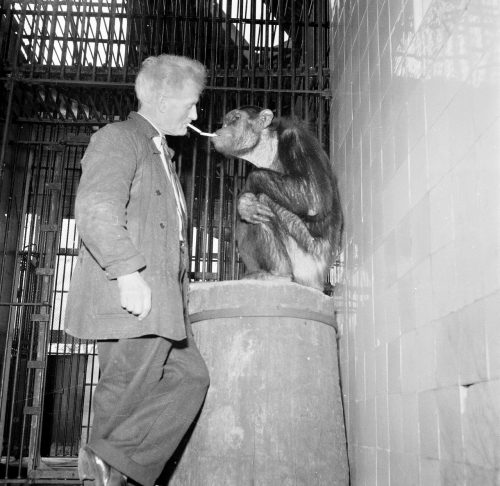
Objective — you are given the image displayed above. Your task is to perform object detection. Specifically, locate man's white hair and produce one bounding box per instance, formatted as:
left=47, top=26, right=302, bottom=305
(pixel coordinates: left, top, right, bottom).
left=135, top=54, right=207, bottom=104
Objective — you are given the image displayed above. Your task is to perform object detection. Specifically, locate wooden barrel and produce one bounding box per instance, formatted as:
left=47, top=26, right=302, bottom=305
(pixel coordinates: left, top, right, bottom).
left=168, top=280, right=349, bottom=486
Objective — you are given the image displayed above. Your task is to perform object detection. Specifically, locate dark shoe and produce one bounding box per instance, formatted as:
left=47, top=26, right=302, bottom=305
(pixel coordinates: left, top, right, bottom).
left=78, top=447, right=127, bottom=486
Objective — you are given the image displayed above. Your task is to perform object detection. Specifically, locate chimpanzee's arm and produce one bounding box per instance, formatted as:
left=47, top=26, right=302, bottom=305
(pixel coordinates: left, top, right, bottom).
left=238, top=192, right=274, bottom=224
left=246, top=169, right=324, bottom=218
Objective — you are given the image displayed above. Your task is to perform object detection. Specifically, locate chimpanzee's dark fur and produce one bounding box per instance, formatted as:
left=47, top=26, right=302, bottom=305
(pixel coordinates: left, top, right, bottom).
left=212, top=106, right=343, bottom=291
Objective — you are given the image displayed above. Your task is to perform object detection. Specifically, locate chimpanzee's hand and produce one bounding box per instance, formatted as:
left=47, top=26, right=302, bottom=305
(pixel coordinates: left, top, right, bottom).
left=238, top=192, right=274, bottom=224
left=117, top=271, right=152, bottom=321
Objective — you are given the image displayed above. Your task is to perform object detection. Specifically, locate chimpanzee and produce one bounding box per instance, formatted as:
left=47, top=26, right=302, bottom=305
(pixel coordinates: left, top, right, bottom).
left=211, top=106, right=343, bottom=291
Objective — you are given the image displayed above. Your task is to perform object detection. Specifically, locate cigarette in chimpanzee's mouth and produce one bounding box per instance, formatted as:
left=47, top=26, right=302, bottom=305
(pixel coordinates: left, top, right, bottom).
left=187, top=124, right=217, bottom=137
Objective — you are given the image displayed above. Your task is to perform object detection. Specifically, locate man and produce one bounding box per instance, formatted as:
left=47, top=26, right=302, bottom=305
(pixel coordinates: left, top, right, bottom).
left=64, top=55, right=210, bottom=486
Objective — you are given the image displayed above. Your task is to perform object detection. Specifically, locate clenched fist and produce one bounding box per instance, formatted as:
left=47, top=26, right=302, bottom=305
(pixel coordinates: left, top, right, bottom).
left=117, top=271, right=152, bottom=321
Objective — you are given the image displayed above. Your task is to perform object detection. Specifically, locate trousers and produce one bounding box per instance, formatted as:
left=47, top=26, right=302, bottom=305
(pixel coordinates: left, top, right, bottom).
left=86, top=333, right=209, bottom=486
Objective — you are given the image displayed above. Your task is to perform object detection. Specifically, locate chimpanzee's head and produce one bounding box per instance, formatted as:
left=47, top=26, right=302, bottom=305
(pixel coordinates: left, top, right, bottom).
left=211, top=106, right=274, bottom=159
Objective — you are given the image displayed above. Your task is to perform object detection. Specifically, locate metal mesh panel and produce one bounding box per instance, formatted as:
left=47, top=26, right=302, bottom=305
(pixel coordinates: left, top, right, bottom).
left=0, top=0, right=331, bottom=481
left=1, top=1, right=329, bottom=89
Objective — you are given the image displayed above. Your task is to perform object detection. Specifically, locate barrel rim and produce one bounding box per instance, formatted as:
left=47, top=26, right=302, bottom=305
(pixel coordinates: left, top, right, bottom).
left=189, top=306, right=337, bottom=331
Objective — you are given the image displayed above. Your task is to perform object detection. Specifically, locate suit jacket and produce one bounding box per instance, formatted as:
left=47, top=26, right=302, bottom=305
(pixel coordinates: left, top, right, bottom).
left=64, top=112, right=188, bottom=341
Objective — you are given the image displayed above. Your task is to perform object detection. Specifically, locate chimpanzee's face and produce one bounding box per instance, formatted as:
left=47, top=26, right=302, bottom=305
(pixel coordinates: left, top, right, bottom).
left=211, top=109, right=261, bottom=157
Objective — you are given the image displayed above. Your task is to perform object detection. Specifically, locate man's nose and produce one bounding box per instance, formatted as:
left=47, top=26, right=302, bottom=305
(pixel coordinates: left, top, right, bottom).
left=189, top=105, right=198, bottom=120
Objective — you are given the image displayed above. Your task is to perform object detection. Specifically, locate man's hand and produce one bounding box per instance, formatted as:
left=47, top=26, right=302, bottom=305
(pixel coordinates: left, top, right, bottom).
left=238, top=192, right=274, bottom=224
left=117, top=272, right=152, bottom=321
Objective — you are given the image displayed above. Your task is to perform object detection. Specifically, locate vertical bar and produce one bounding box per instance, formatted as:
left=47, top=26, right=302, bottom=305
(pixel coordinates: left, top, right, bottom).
left=60, top=1, right=72, bottom=79
left=215, top=132, right=224, bottom=280
left=230, top=160, right=239, bottom=280
left=200, top=151, right=211, bottom=280
left=10, top=0, right=28, bottom=70
left=92, top=0, right=104, bottom=80
left=290, top=0, right=297, bottom=114
left=69, top=2, right=80, bottom=77
left=76, top=0, right=88, bottom=81
left=206, top=0, right=220, bottom=276
left=236, top=0, right=243, bottom=107
left=210, top=0, right=218, bottom=68
left=19, top=313, right=38, bottom=476
left=123, top=0, right=133, bottom=81
left=0, top=77, right=15, bottom=187
left=172, top=0, right=180, bottom=56
left=51, top=141, right=75, bottom=455
left=304, top=0, right=310, bottom=123
left=231, top=160, right=245, bottom=279
left=35, top=3, right=43, bottom=67
left=276, top=0, right=283, bottom=115
left=82, top=344, right=97, bottom=447
left=192, top=158, right=203, bottom=279
left=203, top=0, right=210, bottom=65
left=2, top=303, right=23, bottom=476
left=107, top=0, right=117, bottom=81
left=45, top=0, right=59, bottom=75
left=249, top=0, right=256, bottom=106
left=36, top=3, right=51, bottom=73
left=210, top=0, right=217, bottom=91
left=153, top=0, right=161, bottom=56
left=184, top=0, right=193, bottom=57
left=218, top=0, right=231, bottom=278
left=113, top=0, right=123, bottom=76
left=194, top=0, right=202, bottom=67
left=26, top=1, right=38, bottom=78
left=262, top=0, right=269, bottom=107
left=137, top=1, right=146, bottom=67
left=223, top=0, right=230, bottom=112
left=0, top=0, right=13, bottom=63
left=188, top=141, right=198, bottom=275
left=317, top=0, right=324, bottom=145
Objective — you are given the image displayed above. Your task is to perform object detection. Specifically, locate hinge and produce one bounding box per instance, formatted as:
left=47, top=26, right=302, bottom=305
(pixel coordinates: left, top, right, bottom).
left=27, top=360, right=46, bottom=369
left=40, top=224, right=58, bottom=232
left=35, top=268, right=54, bottom=276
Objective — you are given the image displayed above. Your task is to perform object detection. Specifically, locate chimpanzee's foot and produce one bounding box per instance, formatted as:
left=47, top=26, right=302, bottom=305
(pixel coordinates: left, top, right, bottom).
left=242, top=271, right=292, bottom=282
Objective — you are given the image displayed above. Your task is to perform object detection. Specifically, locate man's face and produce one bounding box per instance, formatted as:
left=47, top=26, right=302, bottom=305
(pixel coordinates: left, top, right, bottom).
left=156, top=81, right=201, bottom=136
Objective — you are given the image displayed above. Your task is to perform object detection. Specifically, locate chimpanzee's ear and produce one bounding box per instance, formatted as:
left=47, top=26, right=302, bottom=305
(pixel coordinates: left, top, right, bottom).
left=259, top=109, right=274, bottom=128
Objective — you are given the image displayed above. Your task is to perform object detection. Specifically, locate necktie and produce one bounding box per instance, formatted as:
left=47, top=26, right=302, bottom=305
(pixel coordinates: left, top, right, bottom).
left=161, top=137, right=187, bottom=241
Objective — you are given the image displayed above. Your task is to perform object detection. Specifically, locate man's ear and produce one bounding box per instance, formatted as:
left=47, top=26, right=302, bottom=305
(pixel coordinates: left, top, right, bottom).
left=158, top=95, right=167, bottom=113
left=158, top=89, right=175, bottom=113
left=258, top=109, right=274, bottom=128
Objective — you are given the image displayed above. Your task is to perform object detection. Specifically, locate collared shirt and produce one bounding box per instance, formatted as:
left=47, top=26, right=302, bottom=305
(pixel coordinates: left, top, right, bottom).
left=137, top=112, right=186, bottom=241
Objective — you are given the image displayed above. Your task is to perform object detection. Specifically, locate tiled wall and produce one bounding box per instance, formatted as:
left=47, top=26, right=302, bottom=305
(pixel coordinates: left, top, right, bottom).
left=330, top=0, right=500, bottom=484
